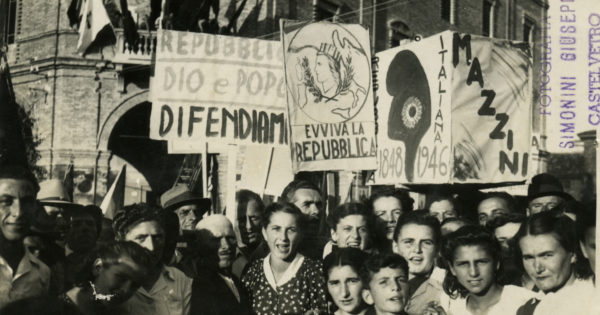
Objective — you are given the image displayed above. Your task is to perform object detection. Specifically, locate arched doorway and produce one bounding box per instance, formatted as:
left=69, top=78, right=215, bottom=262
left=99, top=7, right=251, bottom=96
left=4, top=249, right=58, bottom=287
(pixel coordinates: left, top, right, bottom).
left=107, top=101, right=183, bottom=200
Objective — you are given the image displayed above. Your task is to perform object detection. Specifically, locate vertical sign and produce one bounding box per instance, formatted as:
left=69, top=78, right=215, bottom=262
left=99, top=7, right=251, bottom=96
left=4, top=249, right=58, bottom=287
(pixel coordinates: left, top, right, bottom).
left=375, top=32, right=453, bottom=184
left=281, top=20, right=378, bottom=172
left=451, top=33, right=532, bottom=183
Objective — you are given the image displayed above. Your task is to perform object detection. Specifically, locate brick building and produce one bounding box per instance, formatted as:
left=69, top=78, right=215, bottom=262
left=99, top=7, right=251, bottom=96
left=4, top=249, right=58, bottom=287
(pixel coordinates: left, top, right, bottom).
left=2, top=0, right=568, bottom=207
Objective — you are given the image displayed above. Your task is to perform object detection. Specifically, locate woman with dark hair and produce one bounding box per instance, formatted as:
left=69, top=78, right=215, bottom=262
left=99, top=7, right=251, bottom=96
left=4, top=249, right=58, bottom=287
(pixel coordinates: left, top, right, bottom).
left=427, top=225, right=536, bottom=315
left=242, top=202, right=328, bottom=314
left=60, top=241, right=154, bottom=315
left=514, top=211, right=595, bottom=315
left=323, top=202, right=375, bottom=257
left=323, top=248, right=370, bottom=315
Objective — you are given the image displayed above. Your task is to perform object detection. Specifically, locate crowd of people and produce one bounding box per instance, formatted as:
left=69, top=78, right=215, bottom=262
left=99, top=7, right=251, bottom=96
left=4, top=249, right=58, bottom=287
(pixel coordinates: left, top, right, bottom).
left=0, top=164, right=597, bottom=315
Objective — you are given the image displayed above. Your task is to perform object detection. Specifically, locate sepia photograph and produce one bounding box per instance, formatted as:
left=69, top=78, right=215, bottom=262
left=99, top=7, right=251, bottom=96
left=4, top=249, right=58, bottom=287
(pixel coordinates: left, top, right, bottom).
left=0, top=0, right=597, bottom=314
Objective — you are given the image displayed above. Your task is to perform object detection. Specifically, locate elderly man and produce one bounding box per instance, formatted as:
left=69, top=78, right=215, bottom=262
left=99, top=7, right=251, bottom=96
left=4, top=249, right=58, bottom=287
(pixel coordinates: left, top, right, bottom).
left=113, top=203, right=192, bottom=315
left=191, top=215, right=250, bottom=314
left=161, top=185, right=211, bottom=231
left=526, top=173, right=573, bottom=216
left=280, top=179, right=327, bottom=259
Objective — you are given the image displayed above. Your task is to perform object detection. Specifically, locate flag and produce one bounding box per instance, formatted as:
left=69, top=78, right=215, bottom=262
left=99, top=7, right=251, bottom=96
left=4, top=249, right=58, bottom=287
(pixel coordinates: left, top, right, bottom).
left=100, top=164, right=126, bottom=219
left=76, top=0, right=114, bottom=55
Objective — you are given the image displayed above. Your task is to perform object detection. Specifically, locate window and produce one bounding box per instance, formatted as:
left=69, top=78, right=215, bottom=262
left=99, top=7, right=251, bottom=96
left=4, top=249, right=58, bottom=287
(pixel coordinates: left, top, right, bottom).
left=523, top=17, right=535, bottom=42
left=6, top=0, right=17, bottom=44
left=389, top=20, right=411, bottom=48
left=441, top=0, right=451, bottom=22
left=482, top=0, right=493, bottom=37
left=314, top=0, right=341, bottom=22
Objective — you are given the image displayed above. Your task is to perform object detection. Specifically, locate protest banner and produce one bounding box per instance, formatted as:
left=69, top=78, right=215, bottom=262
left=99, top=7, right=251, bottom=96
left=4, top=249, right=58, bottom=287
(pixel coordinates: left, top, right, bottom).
left=281, top=20, right=378, bottom=172
left=452, top=33, right=532, bottom=183
left=374, top=31, right=532, bottom=184
left=374, top=32, right=453, bottom=184
left=149, top=30, right=288, bottom=147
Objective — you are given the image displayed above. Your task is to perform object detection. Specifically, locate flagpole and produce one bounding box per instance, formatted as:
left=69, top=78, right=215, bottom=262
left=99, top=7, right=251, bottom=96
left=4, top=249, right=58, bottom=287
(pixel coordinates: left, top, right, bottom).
left=372, top=0, right=376, bottom=56
left=359, top=0, right=363, bottom=24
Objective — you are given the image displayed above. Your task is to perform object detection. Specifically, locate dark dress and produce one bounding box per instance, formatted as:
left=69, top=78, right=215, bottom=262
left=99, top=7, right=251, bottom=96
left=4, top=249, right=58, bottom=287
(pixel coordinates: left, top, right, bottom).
left=241, top=256, right=328, bottom=315
left=190, top=268, right=251, bottom=315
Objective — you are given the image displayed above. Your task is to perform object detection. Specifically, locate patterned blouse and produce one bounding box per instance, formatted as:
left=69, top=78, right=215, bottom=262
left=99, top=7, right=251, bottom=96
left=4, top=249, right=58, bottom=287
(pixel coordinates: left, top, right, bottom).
left=242, top=254, right=328, bottom=315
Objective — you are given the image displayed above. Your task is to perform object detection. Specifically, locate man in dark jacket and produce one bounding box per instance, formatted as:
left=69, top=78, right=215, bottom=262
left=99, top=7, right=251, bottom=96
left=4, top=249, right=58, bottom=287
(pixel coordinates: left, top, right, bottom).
left=191, top=215, right=250, bottom=315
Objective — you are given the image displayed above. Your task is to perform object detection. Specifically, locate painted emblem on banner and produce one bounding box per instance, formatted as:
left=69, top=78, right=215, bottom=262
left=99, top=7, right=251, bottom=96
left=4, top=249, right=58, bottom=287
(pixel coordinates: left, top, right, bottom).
left=285, top=23, right=371, bottom=123
left=386, top=50, right=432, bottom=182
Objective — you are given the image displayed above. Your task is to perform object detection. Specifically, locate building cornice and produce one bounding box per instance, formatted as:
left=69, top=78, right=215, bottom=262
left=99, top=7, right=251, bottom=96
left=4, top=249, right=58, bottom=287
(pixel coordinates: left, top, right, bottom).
left=15, top=29, right=78, bottom=44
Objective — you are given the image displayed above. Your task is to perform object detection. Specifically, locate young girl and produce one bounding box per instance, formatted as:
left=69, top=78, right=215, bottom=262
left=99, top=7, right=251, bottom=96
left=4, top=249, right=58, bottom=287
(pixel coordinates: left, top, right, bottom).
left=323, top=248, right=370, bottom=315
left=60, top=241, right=154, bottom=315
left=428, top=225, right=537, bottom=315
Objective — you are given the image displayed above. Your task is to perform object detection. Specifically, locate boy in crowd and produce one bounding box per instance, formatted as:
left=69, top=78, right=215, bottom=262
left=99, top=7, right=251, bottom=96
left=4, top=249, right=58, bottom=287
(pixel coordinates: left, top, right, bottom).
left=476, top=191, right=518, bottom=226
left=393, top=210, right=445, bottom=315
left=360, top=253, right=410, bottom=315
left=113, top=204, right=192, bottom=315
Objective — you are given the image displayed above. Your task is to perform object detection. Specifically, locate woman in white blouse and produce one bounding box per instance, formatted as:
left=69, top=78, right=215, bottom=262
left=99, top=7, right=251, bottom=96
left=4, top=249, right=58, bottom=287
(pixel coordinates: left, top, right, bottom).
left=425, top=225, right=537, bottom=315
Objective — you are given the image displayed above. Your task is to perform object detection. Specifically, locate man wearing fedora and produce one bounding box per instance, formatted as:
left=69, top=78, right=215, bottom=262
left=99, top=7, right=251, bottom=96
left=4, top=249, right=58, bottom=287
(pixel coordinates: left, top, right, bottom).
left=161, top=185, right=211, bottom=232
left=34, top=179, right=80, bottom=242
left=526, top=173, right=574, bottom=216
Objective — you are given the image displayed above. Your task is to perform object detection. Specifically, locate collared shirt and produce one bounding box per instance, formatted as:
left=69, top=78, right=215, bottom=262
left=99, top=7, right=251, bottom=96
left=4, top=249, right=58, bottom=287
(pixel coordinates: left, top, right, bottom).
left=443, top=285, right=538, bottom=315
left=118, top=265, right=192, bottom=315
left=405, top=266, right=446, bottom=315
left=242, top=254, right=328, bottom=315
left=263, top=253, right=305, bottom=290
left=530, top=278, right=596, bottom=315
left=0, top=250, right=50, bottom=309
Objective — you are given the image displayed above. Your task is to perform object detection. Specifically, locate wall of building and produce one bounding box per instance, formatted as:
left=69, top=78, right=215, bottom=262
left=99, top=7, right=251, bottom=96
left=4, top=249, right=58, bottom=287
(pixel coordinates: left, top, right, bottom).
left=6, top=0, right=552, bottom=206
